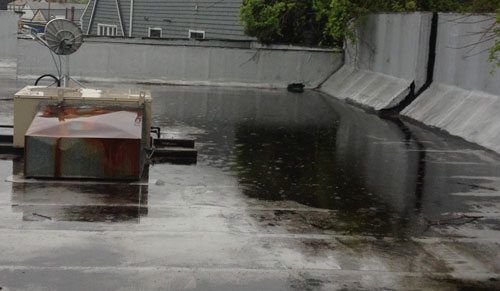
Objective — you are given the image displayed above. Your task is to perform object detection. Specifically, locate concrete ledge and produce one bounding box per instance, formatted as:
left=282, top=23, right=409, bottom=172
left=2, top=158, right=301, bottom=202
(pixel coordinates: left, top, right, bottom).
left=321, top=65, right=412, bottom=111
left=74, top=37, right=339, bottom=53
left=0, top=59, right=17, bottom=79
left=402, top=84, right=500, bottom=153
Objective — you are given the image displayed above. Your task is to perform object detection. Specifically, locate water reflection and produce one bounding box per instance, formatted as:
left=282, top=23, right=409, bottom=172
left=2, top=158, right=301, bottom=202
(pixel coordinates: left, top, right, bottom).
left=3, top=84, right=498, bottom=236
left=151, top=86, right=499, bottom=237
left=233, top=117, right=424, bottom=236
left=10, top=160, right=148, bottom=223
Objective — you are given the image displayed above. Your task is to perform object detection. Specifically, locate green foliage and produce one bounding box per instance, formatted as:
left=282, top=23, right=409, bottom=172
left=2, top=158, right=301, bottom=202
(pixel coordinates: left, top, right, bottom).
left=424, top=0, right=499, bottom=12
left=240, top=0, right=499, bottom=64
left=240, top=0, right=444, bottom=45
left=314, top=0, right=363, bottom=44
left=240, top=0, right=328, bottom=45
left=240, top=0, right=290, bottom=43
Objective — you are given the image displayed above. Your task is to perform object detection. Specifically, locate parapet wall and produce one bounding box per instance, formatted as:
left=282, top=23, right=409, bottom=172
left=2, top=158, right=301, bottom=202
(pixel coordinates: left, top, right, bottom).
left=17, top=38, right=343, bottom=88
left=4, top=12, right=500, bottom=153
left=320, top=13, right=432, bottom=110
left=0, top=11, right=18, bottom=78
left=403, top=13, right=500, bottom=153
left=431, top=13, right=498, bottom=95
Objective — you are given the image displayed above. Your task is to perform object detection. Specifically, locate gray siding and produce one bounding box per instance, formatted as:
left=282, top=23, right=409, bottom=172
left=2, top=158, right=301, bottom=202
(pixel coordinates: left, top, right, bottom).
left=119, top=0, right=130, bottom=36
left=82, top=0, right=252, bottom=40
left=80, top=0, right=94, bottom=33
left=93, top=0, right=123, bottom=36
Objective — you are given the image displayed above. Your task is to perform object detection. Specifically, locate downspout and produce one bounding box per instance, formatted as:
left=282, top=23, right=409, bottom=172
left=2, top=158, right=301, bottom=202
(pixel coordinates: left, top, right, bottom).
left=128, top=0, right=133, bottom=37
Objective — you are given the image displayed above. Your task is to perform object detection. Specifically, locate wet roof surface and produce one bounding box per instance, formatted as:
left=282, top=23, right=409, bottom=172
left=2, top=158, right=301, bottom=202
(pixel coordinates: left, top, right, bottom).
left=0, top=79, right=499, bottom=290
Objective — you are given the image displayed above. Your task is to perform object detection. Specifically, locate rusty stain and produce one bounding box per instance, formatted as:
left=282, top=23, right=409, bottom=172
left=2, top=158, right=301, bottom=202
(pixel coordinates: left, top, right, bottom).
left=86, top=138, right=141, bottom=178
left=41, top=105, right=116, bottom=122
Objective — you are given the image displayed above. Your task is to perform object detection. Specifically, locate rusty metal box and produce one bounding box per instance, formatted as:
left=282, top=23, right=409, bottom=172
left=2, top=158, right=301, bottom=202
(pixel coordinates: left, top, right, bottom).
left=14, top=86, right=152, bottom=148
left=24, top=104, right=145, bottom=180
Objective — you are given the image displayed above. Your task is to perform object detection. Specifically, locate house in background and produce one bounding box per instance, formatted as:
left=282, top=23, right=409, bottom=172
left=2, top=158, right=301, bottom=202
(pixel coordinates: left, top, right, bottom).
left=29, top=0, right=86, bottom=26
left=7, top=0, right=35, bottom=20
left=81, top=0, right=253, bottom=40
left=8, top=0, right=85, bottom=23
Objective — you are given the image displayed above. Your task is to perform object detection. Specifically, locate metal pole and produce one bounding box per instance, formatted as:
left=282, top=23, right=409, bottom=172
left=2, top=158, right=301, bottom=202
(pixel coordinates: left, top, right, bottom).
left=63, top=55, right=70, bottom=87
left=129, top=0, right=134, bottom=37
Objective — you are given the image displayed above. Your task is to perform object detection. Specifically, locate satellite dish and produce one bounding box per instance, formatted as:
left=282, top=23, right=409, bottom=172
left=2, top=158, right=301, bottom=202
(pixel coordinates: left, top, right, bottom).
left=44, top=19, right=83, bottom=55
left=31, top=19, right=85, bottom=87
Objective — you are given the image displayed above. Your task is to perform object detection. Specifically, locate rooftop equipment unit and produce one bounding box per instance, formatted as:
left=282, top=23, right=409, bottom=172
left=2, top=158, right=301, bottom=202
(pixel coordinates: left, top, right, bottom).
left=2, top=20, right=197, bottom=180
left=25, top=103, right=146, bottom=180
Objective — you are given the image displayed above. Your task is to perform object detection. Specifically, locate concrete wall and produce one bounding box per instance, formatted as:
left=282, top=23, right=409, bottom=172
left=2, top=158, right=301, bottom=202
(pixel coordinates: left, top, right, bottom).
left=403, top=13, right=500, bottom=153
left=431, top=14, right=498, bottom=95
left=0, top=11, right=18, bottom=78
left=321, top=13, right=432, bottom=110
left=17, top=38, right=342, bottom=88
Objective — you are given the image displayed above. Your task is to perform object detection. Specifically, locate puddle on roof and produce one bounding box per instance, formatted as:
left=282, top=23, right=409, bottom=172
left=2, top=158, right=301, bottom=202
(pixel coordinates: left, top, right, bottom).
left=2, top=85, right=500, bottom=237
left=149, top=86, right=500, bottom=237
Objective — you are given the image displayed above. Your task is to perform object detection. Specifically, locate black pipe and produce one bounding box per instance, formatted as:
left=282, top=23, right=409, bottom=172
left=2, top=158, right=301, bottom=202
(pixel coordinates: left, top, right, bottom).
left=35, top=74, right=61, bottom=87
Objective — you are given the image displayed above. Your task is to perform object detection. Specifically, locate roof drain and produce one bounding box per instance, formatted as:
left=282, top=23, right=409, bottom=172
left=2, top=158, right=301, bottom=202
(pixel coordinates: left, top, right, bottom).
left=380, top=12, right=438, bottom=116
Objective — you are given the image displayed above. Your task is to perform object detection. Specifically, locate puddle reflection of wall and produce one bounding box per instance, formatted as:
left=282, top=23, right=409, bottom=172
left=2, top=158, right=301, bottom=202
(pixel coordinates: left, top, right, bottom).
left=402, top=122, right=500, bottom=216
left=151, top=87, right=337, bottom=125
left=151, top=86, right=426, bottom=235
left=232, top=97, right=424, bottom=235
left=10, top=160, right=148, bottom=223
left=330, top=101, right=422, bottom=215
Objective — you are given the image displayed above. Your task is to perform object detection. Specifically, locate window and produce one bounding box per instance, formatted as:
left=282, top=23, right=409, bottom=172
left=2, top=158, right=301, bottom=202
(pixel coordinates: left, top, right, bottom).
left=148, top=27, right=162, bottom=38
left=97, top=24, right=117, bottom=36
left=189, top=30, right=205, bottom=40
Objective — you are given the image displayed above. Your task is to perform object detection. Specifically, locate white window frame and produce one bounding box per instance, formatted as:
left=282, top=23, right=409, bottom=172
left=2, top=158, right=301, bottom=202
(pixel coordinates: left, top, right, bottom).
left=148, top=27, right=162, bottom=38
left=97, top=23, right=118, bottom=36
left=189, top=29, right=205, bottom=39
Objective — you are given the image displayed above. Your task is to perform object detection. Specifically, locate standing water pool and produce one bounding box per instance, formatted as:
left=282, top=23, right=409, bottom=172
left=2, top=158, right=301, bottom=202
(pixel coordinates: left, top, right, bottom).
left=0, top=83, right=499, bottom=290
